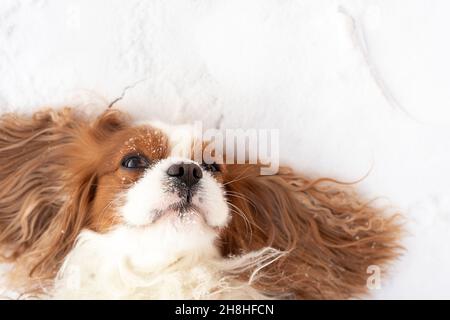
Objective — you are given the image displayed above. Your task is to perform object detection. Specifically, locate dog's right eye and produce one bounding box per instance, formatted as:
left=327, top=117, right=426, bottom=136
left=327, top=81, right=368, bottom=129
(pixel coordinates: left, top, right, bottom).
left=121, top=155, right=150, bottom=169
left=202, top=162, right=221, bottom=173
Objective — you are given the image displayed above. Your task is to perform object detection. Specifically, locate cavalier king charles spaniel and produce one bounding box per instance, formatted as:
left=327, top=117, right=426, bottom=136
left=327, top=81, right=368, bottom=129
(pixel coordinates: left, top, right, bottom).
left=0, top=108, right=402, bottom=299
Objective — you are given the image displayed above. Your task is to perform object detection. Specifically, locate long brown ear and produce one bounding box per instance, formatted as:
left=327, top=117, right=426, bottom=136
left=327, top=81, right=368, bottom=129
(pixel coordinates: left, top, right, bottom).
left=0, top=108, right=129, bottom=287
left=220, top=164, right=403, bottom=299
left=0, top=108, right=81, bottom=256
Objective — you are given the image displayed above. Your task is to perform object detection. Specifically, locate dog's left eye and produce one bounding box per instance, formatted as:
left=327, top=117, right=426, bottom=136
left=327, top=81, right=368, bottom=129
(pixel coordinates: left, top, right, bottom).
left=121, top=155, right=150, bottom=169
left=202, top=162, right=221, bottom=173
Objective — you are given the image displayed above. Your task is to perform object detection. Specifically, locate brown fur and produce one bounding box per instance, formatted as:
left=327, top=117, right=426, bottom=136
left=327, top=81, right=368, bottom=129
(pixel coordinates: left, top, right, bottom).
left=0, top=108, right=402, bottom=298
left=220, top=164, right=403, bottom=299
left=0, top=108, right=84, bottom=286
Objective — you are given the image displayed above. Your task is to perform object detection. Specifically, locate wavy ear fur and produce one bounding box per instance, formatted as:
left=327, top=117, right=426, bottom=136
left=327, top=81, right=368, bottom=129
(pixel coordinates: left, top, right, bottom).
left=220, top=164, right=403, bottom=299
left=0, top=108, right=129, bottom=288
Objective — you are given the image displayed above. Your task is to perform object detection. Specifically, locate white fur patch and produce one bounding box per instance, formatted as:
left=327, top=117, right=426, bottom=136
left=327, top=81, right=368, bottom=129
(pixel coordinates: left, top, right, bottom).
left=52, top=227, right=283, bottom=299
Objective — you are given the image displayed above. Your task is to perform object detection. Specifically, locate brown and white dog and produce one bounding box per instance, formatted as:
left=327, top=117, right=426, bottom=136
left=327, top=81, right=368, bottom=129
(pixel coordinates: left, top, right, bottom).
left=0, top=107, right=402, bottom=299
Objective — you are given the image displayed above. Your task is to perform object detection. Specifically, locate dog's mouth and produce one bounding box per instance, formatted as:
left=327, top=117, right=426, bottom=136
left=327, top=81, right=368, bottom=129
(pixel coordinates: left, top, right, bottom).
left=151, top=201, right=206, bottom=225
left=169, top=200, right=197, bottom=213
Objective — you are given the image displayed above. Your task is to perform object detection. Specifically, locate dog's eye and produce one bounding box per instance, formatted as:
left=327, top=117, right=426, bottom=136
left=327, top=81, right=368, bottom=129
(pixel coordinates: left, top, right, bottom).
left=201, top=162, right=221, bottom=173
left=121, top=155, right=150, bottom=169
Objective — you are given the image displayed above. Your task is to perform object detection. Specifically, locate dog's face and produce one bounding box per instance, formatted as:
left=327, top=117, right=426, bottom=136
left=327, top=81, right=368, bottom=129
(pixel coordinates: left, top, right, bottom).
left=71, top=121, right=231, bottom=271
left=114, top=126, right=228, bottom=229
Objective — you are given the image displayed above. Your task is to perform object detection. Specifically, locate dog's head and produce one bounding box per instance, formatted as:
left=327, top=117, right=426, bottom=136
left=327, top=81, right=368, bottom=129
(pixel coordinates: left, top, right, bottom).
left=64, top=113, right=233, bottom=270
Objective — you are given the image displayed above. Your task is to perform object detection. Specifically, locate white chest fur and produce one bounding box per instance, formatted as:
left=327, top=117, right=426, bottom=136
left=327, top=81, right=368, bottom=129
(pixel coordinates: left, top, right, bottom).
left=51, top=227, right=281, bottom=299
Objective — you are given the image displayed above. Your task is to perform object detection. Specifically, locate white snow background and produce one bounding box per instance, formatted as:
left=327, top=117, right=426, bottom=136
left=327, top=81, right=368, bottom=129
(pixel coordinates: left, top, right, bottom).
left=1, top=0, right=450, bottom=299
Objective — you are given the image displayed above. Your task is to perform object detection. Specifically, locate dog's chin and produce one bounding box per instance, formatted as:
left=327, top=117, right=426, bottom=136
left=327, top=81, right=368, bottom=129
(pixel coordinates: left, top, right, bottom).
left=155, top=208, right=206, bottom=229
left=132, top=201, right=215, bottom=234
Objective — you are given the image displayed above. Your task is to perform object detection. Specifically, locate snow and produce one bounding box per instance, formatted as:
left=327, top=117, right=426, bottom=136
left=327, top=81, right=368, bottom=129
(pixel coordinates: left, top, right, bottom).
left=1, top=0, right=450, bottom=299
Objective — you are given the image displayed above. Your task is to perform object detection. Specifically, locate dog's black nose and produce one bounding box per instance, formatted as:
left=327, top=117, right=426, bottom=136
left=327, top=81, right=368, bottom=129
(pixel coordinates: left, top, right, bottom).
left=167, top=163, right=203, bottom=188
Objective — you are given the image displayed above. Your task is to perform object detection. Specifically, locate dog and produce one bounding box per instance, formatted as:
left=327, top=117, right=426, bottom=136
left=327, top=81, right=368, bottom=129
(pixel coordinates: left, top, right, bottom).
left=0, top=107, right=402, bottom=299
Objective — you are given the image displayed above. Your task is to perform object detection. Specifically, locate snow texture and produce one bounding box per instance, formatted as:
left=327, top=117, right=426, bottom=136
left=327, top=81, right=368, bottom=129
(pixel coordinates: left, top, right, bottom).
left=1, top=0, right=450, bottom=299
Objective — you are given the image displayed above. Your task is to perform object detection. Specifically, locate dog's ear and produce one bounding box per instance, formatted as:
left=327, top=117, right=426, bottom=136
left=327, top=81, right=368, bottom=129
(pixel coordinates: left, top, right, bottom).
left=220, top=164, right=403, bottom=299
left=0, top=109, right=80, bottom=255
left=0, top=108, right=130, bottom=285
